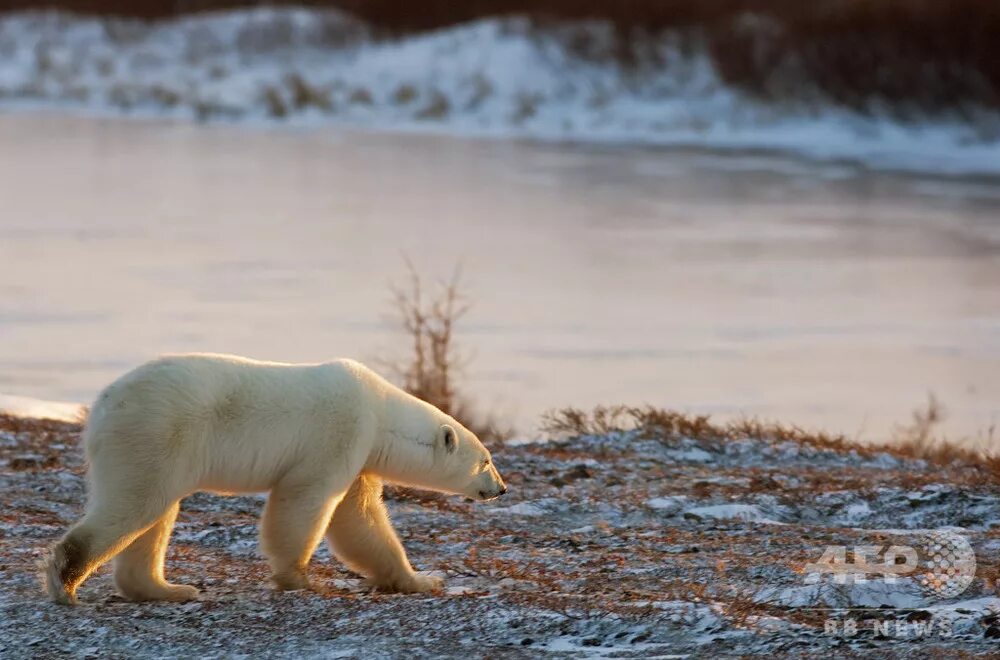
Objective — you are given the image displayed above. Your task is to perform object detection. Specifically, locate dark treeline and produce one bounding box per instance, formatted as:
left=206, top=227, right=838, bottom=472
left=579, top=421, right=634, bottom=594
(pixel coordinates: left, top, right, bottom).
left=2, top=0, right=998, bottom=112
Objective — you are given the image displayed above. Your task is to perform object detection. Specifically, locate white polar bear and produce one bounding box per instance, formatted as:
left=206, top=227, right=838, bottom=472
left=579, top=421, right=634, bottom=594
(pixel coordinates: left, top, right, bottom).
left=44, top=353, right=507, bottom=605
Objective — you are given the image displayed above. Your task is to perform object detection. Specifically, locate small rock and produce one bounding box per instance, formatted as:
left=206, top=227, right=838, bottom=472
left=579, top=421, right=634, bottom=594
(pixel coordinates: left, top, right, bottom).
left=10, top=454, right=44, bottom=470
left=563, top=464, right=593, bottom=481
left=750, top=475, right=781, bottom=490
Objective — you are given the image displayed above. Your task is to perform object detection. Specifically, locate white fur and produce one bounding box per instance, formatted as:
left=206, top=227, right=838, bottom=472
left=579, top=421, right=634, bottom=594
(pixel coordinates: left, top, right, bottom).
left=43, top=353, right=506, bottom=604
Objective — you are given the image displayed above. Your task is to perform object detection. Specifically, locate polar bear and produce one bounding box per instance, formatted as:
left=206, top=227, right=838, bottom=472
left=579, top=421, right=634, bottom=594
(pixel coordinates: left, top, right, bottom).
left=44, top=353, right=507, bottom=605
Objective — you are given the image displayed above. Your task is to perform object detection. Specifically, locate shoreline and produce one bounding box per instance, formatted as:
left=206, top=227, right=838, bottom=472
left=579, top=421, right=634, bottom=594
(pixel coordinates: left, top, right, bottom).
left=4, top=100, right=1000, bottom=183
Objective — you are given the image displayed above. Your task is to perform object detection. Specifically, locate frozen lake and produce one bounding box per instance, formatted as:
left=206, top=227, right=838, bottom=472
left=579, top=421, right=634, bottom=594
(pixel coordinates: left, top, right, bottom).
left=1, top=113, right=998, bottom=442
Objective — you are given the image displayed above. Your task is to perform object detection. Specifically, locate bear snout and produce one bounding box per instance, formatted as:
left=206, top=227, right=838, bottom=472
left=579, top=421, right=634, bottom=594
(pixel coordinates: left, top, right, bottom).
left=478, top=485, right=508, bottom=500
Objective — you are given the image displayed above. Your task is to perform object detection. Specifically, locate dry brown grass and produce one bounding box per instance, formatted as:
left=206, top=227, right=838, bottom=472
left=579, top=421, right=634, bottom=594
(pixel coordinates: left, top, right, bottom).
left=541, top=403, right=1000, bottom=483
left=0, top=412, right=81, bottom=434
left=380, top=260, right=510, bottom=445
left=541, top=404, right=857, bottom=452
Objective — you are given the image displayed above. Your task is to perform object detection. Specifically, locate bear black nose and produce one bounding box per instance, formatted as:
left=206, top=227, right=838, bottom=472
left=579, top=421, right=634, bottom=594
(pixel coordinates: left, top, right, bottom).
left=499, top=486, right=508, bottom=496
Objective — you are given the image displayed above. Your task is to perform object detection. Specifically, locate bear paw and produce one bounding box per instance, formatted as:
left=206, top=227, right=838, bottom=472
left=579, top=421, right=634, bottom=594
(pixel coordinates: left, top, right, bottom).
left=157, top=584, right=201, bottom=602
left=272, top=569, right=312, bottom=591
left=42, top=560, right=77, bottom=606
left=118, top=582, right=201, bottom=602
left=376, top=573, right=444, bottom=594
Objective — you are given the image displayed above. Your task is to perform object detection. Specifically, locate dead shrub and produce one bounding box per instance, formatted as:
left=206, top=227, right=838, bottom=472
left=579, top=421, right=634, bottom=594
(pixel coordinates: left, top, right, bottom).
left=889, top=395, right=1000, bottom=481
left=381, top=260, right=510, bottom=446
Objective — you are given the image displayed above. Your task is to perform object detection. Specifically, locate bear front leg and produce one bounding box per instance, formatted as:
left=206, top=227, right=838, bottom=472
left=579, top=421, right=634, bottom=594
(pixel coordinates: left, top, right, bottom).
left=260, top=480, right=345, bottom=591
left=325, top=474, right=443, bottom=594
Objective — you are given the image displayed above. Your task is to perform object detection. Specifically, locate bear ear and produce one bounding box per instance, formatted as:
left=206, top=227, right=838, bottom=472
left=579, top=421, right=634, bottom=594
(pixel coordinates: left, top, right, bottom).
left=440, top=425, right=458, bottom=453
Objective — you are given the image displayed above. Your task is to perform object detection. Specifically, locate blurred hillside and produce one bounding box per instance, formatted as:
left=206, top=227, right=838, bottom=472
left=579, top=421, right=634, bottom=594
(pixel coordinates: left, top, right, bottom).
left=2, top=0, right=998, bottom=115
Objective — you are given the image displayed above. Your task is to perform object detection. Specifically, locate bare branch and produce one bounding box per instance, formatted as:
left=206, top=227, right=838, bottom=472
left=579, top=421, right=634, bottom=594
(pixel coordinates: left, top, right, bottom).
left=383, top=261, right=511, bottom=444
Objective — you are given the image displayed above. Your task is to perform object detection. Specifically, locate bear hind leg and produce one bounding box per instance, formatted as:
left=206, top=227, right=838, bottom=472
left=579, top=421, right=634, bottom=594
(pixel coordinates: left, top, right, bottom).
left=113, top=501, right=199, bottom=602
left=44, top=524, right=93, bottom=605
left=326, top=474, right=442, bottom=594
left=44, top=500, right=174, bottom=605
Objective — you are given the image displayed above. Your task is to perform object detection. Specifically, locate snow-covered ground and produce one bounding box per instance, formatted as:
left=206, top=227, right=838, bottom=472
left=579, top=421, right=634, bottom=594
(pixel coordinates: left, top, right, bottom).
left=2, top=411, right=999, bottom=656
left=1, top=8, right=998, bottom=176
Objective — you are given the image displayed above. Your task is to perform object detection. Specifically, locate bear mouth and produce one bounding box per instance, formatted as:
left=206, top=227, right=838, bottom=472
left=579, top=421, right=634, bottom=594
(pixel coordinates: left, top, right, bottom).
left=478, top=486, right=508, bottom=501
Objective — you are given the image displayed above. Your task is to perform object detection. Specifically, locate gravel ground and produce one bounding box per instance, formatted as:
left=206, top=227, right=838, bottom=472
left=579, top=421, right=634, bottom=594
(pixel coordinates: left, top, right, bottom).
left=1, top=413, right=999, bottom=658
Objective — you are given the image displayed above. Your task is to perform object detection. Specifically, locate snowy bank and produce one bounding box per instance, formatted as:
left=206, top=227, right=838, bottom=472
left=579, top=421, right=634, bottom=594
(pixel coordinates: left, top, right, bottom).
left=1, top=9, right=998, bottom=176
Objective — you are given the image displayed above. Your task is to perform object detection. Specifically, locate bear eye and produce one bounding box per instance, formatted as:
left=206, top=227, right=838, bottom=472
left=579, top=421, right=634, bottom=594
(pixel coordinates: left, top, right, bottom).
left=482, top=458, right=490, bottom=467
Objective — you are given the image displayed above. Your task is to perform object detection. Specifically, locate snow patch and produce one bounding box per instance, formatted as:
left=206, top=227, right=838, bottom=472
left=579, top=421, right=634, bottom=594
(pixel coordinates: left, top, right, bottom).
left=647, top=495, right=689, bottom=511
left=756, top=579, right=932, bottom=609
left=665, top=447, right=716, bottom=463
left=684, top=503, right=784, bottom=524
left=840, top=501, right=872, bottom=523
left=495, top=501, right=547, bottom=516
